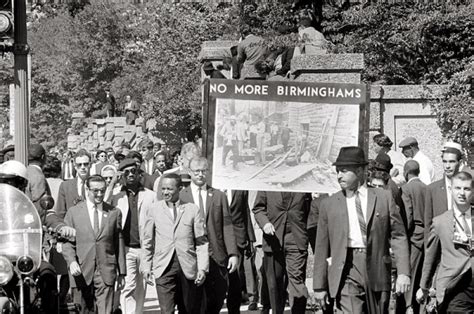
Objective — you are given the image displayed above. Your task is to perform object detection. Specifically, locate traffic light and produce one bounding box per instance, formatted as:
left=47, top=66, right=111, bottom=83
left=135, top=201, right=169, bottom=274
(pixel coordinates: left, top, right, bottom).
left=0, top=0, right=13, bottom=52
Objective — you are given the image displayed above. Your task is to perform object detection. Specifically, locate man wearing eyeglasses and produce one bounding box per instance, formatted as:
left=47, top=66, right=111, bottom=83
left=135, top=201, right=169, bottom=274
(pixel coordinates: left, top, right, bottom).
left=62, top=175, right=126, bottom=313
left=109, top=158, right=156, bottom=314
left=417, top=171, right=474, bottom=312
left=180, top=156, right=239, bottom=314
left=55, top=148, right=92, bottom=306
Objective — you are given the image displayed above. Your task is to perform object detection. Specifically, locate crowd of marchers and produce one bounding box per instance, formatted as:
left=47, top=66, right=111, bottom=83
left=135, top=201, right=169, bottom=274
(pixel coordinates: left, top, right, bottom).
left=0, top=132, right=472, bottom=314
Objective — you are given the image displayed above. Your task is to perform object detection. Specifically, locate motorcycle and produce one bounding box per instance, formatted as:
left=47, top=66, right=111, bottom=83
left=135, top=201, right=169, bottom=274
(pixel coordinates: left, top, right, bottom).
left=0, top=183, right=54, bottom=314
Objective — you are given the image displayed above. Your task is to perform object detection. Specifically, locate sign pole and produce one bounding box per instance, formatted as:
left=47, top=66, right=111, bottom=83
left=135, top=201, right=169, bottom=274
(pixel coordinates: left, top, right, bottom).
left=13, top=0, right=29, bottom=164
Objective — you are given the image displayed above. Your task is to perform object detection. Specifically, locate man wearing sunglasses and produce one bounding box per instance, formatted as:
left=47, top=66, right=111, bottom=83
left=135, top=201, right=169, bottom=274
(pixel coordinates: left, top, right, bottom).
left=109, top=158, right=156, bottom=314
left=55, top=148, right=92, bottom=306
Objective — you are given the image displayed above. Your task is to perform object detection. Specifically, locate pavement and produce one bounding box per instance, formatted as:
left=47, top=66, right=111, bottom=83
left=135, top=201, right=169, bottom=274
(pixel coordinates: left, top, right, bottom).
left=142, top=279, right=320, bottom=313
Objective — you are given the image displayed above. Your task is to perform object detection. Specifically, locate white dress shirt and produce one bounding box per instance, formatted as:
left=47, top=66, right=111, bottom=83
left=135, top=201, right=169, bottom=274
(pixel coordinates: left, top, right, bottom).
left=413, top=151, right=435, bottom=185
left=77, top=177, right=85, bottom=197
left=387, top=149, right=407, bottom=187
left=346, top=185, right=368, bottom=248
left=445, top=176, right=453, bottom=211
left=190, top=182, right=207, bottom=214
left=86, top=199, right=103, bottom=231
left=453, top=204, right=472, bottom=237
left=167, top=201, right=180, bottom=221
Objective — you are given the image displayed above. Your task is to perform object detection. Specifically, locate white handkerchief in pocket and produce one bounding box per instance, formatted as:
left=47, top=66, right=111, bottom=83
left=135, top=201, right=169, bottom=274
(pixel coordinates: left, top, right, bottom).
left=326, top=257, right=332, bottom=266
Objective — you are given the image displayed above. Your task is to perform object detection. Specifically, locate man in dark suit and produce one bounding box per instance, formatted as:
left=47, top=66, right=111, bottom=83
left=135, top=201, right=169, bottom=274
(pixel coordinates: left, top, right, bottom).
left=149, top=151, right=168, bottom=192
left=225, top=190, right=256, bottom=314
left=180, top=156, right=239, bottom=314
left=55, top=148, right=92, bottom=305
left=400, top=160, right=427, bottom=313
left=313, top=146, right=410, bottom=313
left=253, top=189, right=311, bottom=314
left=424, top=142, right=464, bottom=240
left=26, top=144, right=51, bottom=217
left=62, top=175, right=126, bottom=313
left=418, top=171, right=474, bottom=312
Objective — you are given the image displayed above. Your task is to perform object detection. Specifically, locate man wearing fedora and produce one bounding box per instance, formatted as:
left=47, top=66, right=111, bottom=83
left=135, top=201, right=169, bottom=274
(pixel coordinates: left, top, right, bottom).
left=398, top=137, right=434, bottom=185
left=424, top=141, right=464, bottom=240
left=313, top=146, right=411, bottom=313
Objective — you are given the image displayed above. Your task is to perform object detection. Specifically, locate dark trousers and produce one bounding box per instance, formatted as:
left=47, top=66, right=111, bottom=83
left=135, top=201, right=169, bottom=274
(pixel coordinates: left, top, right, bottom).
left=201, top=259, right=228, bottom=314
left=73, top=268, right=114, bottom=314
left=405, top=244, right=424, bottom=311
left=227, top=249, right=244, bottom=314
left=155, top=254, right=203, bottom=314
left=336, top=249, right=389, bottom=314
left=222, top=141, right=239, bottom=168
left=263, top=237, right=308, bottom=314
left=440, top=268, right=474, bottom=313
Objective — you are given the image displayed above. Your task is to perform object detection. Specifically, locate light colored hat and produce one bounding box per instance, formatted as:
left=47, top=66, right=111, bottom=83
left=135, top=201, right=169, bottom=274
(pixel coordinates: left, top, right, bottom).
left=441, top=141, right=463, bottom=155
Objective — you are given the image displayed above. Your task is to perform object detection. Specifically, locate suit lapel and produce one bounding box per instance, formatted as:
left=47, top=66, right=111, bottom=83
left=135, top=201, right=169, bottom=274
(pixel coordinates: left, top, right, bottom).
left=137, top=190, right=145, bottom=213
left=336, top=192, right=349, bottom=241
left=366, top=188, right=376, bottom=227
left=181, top=186, right=195, bottom=204
left=97, top=206, right=110, bottom=239
left=206, top=187, right=213, bottom=221
left=174, top=203, right=186, bottom=230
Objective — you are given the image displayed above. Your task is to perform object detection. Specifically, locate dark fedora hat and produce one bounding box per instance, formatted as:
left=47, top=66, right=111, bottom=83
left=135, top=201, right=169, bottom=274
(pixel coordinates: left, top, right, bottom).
left=374, top=153, right=393, bottom=172
left=333, top=146, right=368, bottom=166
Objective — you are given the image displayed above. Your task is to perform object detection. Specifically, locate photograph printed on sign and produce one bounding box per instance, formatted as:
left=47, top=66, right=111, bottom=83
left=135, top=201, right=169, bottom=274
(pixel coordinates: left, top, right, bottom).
left=212, top=98, right=360, bottom=193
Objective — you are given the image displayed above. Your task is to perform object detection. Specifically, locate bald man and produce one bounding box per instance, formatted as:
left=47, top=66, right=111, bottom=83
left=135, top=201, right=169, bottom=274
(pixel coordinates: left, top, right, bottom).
left=400, top=160, right=427, bottom=313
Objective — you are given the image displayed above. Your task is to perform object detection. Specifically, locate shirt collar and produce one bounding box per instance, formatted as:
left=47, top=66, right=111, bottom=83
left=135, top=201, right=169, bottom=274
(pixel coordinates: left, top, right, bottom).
left=86, top=198, right=103, bottom=212
left=453, top=203, right=471, bottom=219
left=190, top=182, right=206, bottom=192
left=357, top=184, right=368, bottom=198
left=407, top=177, right=419, bottom=184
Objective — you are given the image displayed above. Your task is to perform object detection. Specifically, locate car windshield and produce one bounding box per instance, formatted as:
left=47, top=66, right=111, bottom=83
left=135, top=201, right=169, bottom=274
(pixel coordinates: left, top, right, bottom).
left=0, top=184, right=42, bottom=272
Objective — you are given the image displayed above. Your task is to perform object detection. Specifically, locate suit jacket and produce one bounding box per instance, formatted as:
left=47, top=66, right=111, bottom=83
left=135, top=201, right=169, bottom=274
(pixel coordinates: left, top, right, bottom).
left=401, top=178, right=427, bottom=249
left=26, top=164, right=51, bottom=220
left=109, top=187, right=156, bottom=247
left=141, top=200, right=209, bottom=280
left=424, top=178, right=448, bottom=241
left=62, top=201, right=126, bottom=288
left=180, top=186, right=239, bottom=267
left=56, top=178, right=81, bottom=219
left=60, top=160, right=76, bottom=181
left=313, top=188, right=410, bottom=297
left=253, top=192, right=311, bottom=253
left=228, top=190, right=256, bottom=250
left=420, top=210, right=473, bottom=304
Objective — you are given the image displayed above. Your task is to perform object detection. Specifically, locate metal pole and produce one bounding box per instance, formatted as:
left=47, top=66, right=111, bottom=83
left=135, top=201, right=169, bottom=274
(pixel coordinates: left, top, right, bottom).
left=13, top=0, right=29, bottom=165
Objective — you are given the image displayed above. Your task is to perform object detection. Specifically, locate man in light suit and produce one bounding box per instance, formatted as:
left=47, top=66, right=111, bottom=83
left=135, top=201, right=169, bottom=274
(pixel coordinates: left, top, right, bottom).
left=418, top=171, right=474, bottom=312
left=180, top=156, right=239, bottom=314
left=62, top=175, right=126, bottom=313
left=253, top=190, right=312, bottom=314
left=55, top=148, right=92, bottom=305
left=400, top=160, right=427, bottom=313
left=109, top=158, right=156, bottom=314
left=424, top=142, right=464, bottom=240
left=142, top=173, right=209, bottom=313
left=313, top=146, right=411, bottom=313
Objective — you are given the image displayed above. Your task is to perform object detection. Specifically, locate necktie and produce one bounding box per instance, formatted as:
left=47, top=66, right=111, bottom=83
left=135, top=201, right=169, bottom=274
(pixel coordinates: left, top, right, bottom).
left=355, top=192, right=367, bottom=245
left=198, top=188, right=205, bottom=218
left=461, top=213, right=471, bottom=238
left=80, top=180, right=85, bottom=198
left=93, top=205, right=100, bottom=236
left=173, top=203, right=177, bottom=222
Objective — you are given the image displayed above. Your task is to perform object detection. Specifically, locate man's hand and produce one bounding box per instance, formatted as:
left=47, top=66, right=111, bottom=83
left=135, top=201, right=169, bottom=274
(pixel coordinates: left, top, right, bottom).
left=415, top=288, right=429, bottom=304
left=144, top=271, right=154, bottom=286
left=227, top=256, right=239, bottom=274
left=69, top=261, right=82, bottom=276
left=194, top=270, right=206, bottom=286
left=263, top=223, right=275, bottom=235
left=58, top=226, right=76, bottom=239
left=313, top=291, right=329, bottom=310
left=244, top=242, right=255, bottom=258
left=117, top=275, right=125, bottom=290
left=395, top=274, right=411, bottom=294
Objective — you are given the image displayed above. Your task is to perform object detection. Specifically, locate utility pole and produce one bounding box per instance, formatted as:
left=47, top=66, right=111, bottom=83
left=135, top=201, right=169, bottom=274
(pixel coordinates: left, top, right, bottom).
left=13, top=0, right=29, bottom=164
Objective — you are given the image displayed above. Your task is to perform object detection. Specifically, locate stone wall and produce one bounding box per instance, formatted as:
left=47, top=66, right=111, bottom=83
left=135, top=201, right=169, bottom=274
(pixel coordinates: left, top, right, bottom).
left=199, top=40, right=465, bottom=178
